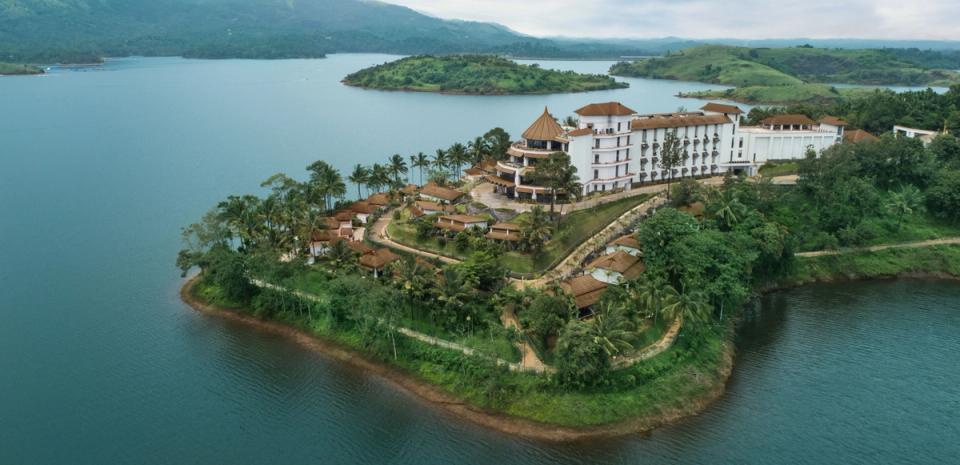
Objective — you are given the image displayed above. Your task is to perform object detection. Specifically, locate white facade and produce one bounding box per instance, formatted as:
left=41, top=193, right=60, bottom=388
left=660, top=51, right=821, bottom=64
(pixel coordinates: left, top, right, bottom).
left=568, top=109, right=637, bottom=194
left=893, top=125, right=940, bottom=146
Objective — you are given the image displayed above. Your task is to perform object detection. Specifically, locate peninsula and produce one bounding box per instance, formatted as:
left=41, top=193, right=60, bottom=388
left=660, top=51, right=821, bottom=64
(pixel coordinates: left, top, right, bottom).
left=179, top=91, right=960, bottom=440
left=611, top=45, right=960, bottom=104
left=343, top=55, right=628, bottom=94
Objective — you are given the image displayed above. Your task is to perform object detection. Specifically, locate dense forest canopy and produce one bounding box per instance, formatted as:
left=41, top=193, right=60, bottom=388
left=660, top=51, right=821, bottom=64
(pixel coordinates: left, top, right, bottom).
left=342, top=55, right=628, bottom=94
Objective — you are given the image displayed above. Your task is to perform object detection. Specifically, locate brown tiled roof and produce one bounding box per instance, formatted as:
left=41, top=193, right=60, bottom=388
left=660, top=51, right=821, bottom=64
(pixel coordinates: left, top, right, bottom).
left=560, top=275, right=608, bottom=309
left=567, top=127, right=593, bottom=137
left=701, top=103, right=743, bottom=114
left=414, top=200, right=453, bottom=213
left=761, top=114, right=816, bottom=126
left=359, top=248, right=400, bottom=270
left=485, top=230, right=521, bottom=241
left=319, top=217, right=340, bottom=230
left=631, top=114, right=731, bottom=130
left=490, top=222, right=520, bottom=231
left=610, top=234, right=641, bottom=251
left=367, top=193, right=391, bottom=206
left=818, top=116, right=847, bottom=127
left=575, top=102, right=636, bottom=116
left=351, top=201, right=377, bottom=215
left=622, top=260, right=646, bottom=280
left=347, top=241, right=373, bottom=255
left=844, top=129, right=879, bottom=143
left=334, top=211, right=354, bottom=221
left=464, top=167, right=485, bottom=176
left=409, top=205, right=425, bottom=218
left=399, top=184, right=419, bottom=195
left=420, top=182, right=463, bottom=202
left=522, top=107, right=565, bottom=142
left=515, top=185, right=548, bottom=194
left=484, top=174, right=516, bottom=187
left=586, top=250, right=640, bottom=274
left=435, top=214, right=487, bottom=232
left=311, top=230, right=335, bottom=242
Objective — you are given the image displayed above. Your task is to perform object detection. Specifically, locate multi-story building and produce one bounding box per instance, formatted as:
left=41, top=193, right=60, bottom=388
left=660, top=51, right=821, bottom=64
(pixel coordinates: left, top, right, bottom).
left=489, top=101, right=845, bottom=199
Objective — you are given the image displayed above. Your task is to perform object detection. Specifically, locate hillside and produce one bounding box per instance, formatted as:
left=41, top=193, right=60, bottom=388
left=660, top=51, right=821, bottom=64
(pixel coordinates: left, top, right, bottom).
left=610, top=45, right=960, bottom=87
left=0, top=62, right=43, bottom=75
left=342, top=55, right=628, bottom=94
left=611, top=45, right=960, bottom=104
left=0, top=0, right=662, bottom=63
left=677, top=84, right=876, bottom=105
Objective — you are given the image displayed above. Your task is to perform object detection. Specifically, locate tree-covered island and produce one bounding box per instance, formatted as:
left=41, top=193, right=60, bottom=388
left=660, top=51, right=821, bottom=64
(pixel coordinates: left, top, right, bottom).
left=343, top=55, right=629, bottom=94
left=0, top=62, right=43, bottom=76
left=611, top=45, right=960, bottom=105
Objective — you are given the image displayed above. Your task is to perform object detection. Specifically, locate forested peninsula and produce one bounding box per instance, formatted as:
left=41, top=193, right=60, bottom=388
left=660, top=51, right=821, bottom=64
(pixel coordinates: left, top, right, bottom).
left=611, top=45, right=960, bottom=104
left=343, top=55, right=628, bottom=94
left=0, top=62, right=43, bottom=76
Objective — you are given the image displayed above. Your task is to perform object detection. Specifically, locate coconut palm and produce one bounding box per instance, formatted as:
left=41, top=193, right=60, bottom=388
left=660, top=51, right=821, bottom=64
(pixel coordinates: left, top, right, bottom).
left=886, top=185, right=925, bottom=229
left=348, top=164, right=370, bottom=199
left=661, top=286, right=711, bottom=330
left=432, top=148, right=448, bottom=173
left=447, top=142, right=468, bottom=181
left=468, top=136, right=488, bottom=165
left=713, top=192, right=747, bottom=231
left=410, top=152, right=430, bottom=186
left=520, top=205, right=552, bottom=253
left=390, top=256, right=431, bottom=309
left=369, top=163, right=391, bottom=193
left=388, top=153, right=409, bottom=187
left=589, top=302, right=635, bottom=357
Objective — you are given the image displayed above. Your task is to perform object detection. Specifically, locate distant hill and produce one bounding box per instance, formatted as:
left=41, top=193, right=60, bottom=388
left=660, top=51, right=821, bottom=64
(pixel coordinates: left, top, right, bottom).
left=610, top=45, right=960, bottom=87
left=342, top=55, right=628, bottom=94
left=0, top=0, right=660, bottom=63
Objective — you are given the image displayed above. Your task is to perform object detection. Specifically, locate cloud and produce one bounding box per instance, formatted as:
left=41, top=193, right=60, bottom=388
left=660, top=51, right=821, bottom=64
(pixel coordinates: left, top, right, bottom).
left=389, top=0, right=959, bottom=39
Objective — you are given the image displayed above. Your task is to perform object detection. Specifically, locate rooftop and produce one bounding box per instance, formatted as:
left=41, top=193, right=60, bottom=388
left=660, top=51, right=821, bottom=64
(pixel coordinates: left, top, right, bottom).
left=631, top=113, right=731, bottom=130
left=586, top=249, right=640, bottom=274
left=419, top=182, right=464, bottom=202
left=701, top=102, right=743, bottom=114
left=819, top=116, right=847, bottom=127
left=522, top=107, right=565, bottom=142
left=359, top=248, right=400, bottom=270
left=761, top=114, right=816, bottom=126
left=560, top=275, right=608, bottom=309
left=575, top=102, right=636, bottom=117
left=844, top=129, right=879, bottom=143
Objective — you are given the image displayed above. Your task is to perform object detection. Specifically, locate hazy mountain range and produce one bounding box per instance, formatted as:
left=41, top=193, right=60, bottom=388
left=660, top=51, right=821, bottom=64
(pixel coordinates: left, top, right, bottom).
left=2, top=0, right=959, bottom=64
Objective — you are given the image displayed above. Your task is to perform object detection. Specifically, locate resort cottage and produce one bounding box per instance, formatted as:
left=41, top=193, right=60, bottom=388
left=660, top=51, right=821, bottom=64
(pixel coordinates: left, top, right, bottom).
left=359, top=248, right=401, bottom=278
left=410, top=200, right=455, bottom=219
left=485, top=222, right=522, bottom=243
left=434, top=215, right=489, bottom=233
left=585, top=250, right=645, bottom=285
left=605, top=234, right=643, bottom=257
left=560, top=275, right=608, bottom=316
left=419, top=182, right=464, bottom=204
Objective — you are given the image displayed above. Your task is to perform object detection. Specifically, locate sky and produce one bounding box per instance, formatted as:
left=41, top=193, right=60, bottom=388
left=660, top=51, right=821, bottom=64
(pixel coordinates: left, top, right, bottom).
left=388, top=0, right=960, bottom=40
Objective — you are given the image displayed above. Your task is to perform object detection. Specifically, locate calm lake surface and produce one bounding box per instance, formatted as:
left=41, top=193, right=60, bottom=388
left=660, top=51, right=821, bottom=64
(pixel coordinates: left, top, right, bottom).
left=2, top=55, right=958, bottom=464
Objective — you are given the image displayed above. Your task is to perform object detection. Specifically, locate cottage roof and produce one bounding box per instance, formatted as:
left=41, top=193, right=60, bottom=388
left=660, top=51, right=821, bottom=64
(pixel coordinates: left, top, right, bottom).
left=844, top=129, right=879, bottom=143
left=419, top=182, right=463, bottom=202
left=522, top=107, right=565, bottom=142
left=586, top=250, right=640, bottom=274
left=567, top=127, right=593, bottom=137
left=367, top=193, right=391, bottom=206
left=575, top=102, right=636, bottom=116
left=399, top=184, right=419, bottom=195
left=761, top=114, right=816, bottom=126
left=334, top=210, right=354, bottom=221
left=351, top=201, right=377, bottom=215
left=560, top=275, right=608, bottom=309
left=490, top=222, right=520, bottom=231
left=439, top=214, right=486, bottom=224
left=359, top=248, right=400, bottom=270
left=347, top=241, right=374, bottom=255
left=701, top=102, right=744, bottom=114
left=610, top=234, right=642, bottom=251
left=415, top=200, right=454, bottom=213
left=631, top=114, right=731, bottom=130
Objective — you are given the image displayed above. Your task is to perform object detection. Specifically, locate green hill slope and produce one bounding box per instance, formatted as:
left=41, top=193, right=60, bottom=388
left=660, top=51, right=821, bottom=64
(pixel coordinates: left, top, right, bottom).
left=343, top=55, right=628, bottom=94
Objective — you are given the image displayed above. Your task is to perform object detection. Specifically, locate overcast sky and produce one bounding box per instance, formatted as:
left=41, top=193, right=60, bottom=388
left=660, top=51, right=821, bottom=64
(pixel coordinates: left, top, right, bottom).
left=388, top=0, right=959, bottom=40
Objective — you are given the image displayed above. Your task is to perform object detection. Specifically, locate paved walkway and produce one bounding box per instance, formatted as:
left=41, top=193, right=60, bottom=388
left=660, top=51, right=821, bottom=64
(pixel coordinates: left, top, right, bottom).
left=611, top=316, right=683, bottom=369
left=251, top=279, right=546, bottom=374
left=514, top=194, right=666, bottom=289
left=499, top=307, right=550, bottom=373
left=368, top=209, right=461, bottom=264
left=796, top=237, right=960, bottom=258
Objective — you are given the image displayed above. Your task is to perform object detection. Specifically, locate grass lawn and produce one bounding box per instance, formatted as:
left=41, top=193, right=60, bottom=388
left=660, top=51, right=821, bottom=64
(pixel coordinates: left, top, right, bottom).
left=389, top=194, right=652, bottom=274
left=758, top=161, right=800, bottom=177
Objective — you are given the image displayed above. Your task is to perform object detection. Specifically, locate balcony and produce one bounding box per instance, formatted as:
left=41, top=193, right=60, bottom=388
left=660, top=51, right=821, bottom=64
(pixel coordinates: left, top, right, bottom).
left=693, top=139, right=700, bottom=146
left=682, top=138, right=691, bottom=146
left=641, top=142, right=649, bottom=149
left=592, top=158, right=632, bottom=167
left=496, top=160, right=523, bottom=174
left=507, top=141, right=555, bottom=159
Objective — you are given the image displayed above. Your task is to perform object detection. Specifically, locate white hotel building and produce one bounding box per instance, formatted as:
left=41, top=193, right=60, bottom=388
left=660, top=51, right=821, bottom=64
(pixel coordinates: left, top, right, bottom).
left=488, top=101, right=845, bottom=198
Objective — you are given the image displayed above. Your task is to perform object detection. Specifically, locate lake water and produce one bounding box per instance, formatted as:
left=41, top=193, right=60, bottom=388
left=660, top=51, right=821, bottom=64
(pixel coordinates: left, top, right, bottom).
left=2, top=55, right=958, bottom=464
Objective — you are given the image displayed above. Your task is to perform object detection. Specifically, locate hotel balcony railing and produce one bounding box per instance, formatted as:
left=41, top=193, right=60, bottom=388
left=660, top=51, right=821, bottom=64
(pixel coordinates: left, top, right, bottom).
left=711, top=150, right=720, bottom=157
left=682, top=139, right=690, bottom=145
left=693, top=139, right=700, bottom=145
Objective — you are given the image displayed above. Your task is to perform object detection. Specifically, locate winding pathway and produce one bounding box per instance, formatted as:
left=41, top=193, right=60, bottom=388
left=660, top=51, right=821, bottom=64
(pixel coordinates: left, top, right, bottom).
left=796, top=237, right=960, bottom=258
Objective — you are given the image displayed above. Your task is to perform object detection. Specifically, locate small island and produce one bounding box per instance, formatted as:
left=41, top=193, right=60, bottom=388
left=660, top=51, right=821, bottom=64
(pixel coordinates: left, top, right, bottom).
left=611, top=45, right=960, bottom=104
left=0, top=62, right=44, bottom=76
left=343, top=55, right=629, bottom=94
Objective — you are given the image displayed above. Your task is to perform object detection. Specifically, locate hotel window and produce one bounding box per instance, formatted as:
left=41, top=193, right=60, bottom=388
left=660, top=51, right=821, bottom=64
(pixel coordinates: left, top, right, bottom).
left=595, top=139, right=600, bottom=149
left=642, top=129, right=647, bottom=141
left=617, top=122, right=622, bottom=132
left=594, top=169, right=599, bottom=180
left=627, top=135, right=630, bottom=145
left=594, top=154, right=600, bottom=163
left=615, top=151, right=620, bottom=162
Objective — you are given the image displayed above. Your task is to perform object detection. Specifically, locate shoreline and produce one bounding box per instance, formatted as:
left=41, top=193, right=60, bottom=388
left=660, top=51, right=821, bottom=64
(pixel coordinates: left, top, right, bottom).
left=180, top=275, right=735, bottom=442
left=340, top=80, right=629, bottom=96
left=180, top=244, right=960, bottom=441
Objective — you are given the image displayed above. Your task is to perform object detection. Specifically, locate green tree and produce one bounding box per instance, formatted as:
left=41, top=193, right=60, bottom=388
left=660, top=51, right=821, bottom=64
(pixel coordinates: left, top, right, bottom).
left=529, top=151, right=581, bottom=223
left=448, top=142, right=469, bottom=181
left=520, top=205, right=552, bottom=253
left=468, top=136, right=489, bottom=164
left=589, top=302, right=635, bottom=358
left=554, top=321, right=610, bottom=388
left=388, top=153, right=409, bottom=187
left=348, top=164, right=370, bottom=199
left=410, top=152, right=430, bottom=185
left=483, top=127, right=511, bottom=160
left=885, top=185, right=925, bottom=229
left=519, top=290, right=573, bottom=348
left=926, top=169, right=960, bottom=222
left=659, top=131, right=684, bottom=200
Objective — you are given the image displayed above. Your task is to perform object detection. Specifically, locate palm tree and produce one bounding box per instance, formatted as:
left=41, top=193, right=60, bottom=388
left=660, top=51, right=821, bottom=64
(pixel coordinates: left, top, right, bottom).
left=306, top=160, right=345, bottom=211
left=530, top=151, right=581, bottom=225
left=520, top=205, right=551, bottom=253
left=391, top=256, right=430, bottom=309
left=886, top=185, right=925, bottom=229
left=590, top=302, right=635, bottom=358
left=432, top=148, right=448, bottom=173
left=468, top=136, right=488, bottom=165
left=447, top=142, right=468, bottom=181
left=661, top=286, right=711, bottom=330
left=629, top=276, right=664, bottom=323
left=712, top=192, right=747, bottom=231
left=562, top=115, right=579, bottom=127
left=369, top=163, right=390, bottom=193
left=326, top=239, right=356, bottom=272
left=434, top=267, right=473, bottom=328
left=388, top=153, right=409, bottom=187
left=410, top=152, right=430, bottom=186
left=348, top=164, right=370, bottom=199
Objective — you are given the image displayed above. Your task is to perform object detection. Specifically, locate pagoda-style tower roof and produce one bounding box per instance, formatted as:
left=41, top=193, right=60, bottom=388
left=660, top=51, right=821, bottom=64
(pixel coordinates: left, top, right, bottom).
left=522, top=107, right=565, bottom=141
